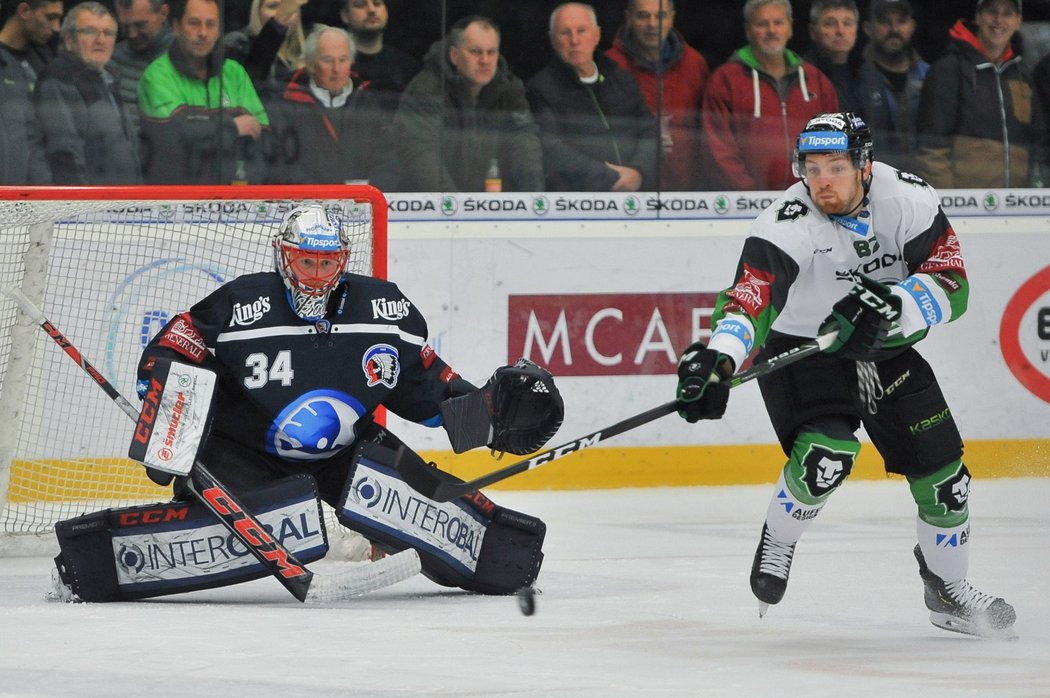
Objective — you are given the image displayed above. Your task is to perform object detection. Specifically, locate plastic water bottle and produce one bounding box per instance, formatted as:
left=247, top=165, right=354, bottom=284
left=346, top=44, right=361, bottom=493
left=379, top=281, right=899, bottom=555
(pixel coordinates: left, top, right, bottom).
left=485, top=158, right=502, bottom=192
left=232, top=160, right=248, bottom=186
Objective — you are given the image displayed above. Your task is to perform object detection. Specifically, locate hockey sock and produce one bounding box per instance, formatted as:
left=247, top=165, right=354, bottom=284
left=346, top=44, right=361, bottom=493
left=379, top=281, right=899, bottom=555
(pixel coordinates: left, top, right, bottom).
left=764, top=431, right=860, bottom=543
left=909, top=460, right=971, bottom=581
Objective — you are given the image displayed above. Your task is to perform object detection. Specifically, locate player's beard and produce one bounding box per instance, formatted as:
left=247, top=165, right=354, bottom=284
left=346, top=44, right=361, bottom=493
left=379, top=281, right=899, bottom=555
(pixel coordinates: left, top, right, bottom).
left=812, top=183, right=863, bottom=217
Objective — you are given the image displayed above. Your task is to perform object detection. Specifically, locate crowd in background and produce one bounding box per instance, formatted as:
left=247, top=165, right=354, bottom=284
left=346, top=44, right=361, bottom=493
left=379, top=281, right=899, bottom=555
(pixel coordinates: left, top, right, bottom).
left=1, top=0, right=1046, bottom=191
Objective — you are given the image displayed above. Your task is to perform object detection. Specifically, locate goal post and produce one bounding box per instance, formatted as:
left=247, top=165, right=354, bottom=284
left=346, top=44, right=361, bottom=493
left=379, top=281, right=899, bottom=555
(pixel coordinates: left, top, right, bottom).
left=0, top=185, right=387, bottom=554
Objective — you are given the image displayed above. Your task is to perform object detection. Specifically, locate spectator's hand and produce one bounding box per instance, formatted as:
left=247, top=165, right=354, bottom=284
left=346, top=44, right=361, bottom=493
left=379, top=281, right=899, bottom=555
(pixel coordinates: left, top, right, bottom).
left=660, top=115, right=674, bottom=153
left=274, top=0, right=307, bottom=26
left=234, top=115, right=263, bottom=140
left=605, top=163, right=642, bottom=192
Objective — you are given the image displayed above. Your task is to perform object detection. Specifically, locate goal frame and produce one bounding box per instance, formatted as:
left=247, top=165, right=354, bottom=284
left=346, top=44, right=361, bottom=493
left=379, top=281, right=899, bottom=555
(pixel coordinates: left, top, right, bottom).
left=0, top=184, right=388, bottom=552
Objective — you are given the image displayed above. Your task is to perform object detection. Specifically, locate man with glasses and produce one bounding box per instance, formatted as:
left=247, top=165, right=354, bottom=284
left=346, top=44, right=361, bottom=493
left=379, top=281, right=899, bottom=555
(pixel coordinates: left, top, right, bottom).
left=33, top=1, right=142, bottom=183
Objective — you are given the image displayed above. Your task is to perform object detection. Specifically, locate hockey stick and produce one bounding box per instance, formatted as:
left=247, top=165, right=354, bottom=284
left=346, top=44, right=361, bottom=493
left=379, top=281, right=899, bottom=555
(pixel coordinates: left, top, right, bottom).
left=398, top=331, right=839, bottom=502
left=5, top=287, right=421, bottom=603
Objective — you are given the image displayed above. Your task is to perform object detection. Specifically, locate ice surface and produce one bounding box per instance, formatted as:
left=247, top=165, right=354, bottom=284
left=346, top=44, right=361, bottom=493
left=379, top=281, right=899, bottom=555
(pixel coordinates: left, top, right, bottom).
left=1, top=478, right=1047, bottom=697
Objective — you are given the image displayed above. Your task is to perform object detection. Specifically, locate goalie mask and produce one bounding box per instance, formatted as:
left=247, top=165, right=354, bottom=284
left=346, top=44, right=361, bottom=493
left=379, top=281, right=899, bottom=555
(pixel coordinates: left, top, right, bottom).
left=273, top=204, right=350, bottom=320
left=792, top=112, right=874, bottom=193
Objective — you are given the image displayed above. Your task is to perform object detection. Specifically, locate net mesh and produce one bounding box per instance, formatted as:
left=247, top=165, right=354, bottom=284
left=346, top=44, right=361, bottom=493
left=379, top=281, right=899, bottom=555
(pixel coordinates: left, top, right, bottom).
left=0, top=189, right=381, bottom=552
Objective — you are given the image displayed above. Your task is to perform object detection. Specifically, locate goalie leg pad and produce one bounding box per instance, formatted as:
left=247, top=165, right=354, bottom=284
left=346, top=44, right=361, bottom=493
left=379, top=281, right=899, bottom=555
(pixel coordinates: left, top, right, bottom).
left=338, top=442, right=545, bottom=594
left=53, top=475, right=328, bottom=602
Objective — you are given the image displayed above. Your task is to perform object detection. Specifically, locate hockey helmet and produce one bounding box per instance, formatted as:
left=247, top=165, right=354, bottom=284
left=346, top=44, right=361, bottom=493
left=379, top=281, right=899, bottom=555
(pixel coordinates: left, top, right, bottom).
left=272, top=204, right=350, bottom=320
left=792, top=112, right=874, bottom=180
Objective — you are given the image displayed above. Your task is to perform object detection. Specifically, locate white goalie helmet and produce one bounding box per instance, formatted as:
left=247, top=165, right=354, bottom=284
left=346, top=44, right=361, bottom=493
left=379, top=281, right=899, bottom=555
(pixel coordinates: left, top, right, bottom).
left=272, top=204, right=351, bottom=320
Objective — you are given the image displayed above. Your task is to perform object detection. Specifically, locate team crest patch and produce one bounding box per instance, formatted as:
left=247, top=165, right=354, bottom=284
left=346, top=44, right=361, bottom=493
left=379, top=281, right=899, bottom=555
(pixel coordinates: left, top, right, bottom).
left=363, top=344, right=400, bottom=388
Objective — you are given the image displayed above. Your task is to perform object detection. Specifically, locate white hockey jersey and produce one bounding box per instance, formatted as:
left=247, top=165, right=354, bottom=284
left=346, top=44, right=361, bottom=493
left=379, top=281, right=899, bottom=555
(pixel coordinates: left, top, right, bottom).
left=708, top=162, right=969, bottom=370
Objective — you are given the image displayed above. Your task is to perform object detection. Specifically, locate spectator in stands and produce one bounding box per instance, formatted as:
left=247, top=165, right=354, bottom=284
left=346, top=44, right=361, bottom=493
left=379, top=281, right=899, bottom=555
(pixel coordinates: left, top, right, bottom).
left=857, top=0, right=929, bottom=174
left=917, top=0, right=1037, bottom=188
left=267, top=24, right=388, bottom=183
left=0, top=0, right=62, bottom=87
left=138, top=0, right=270, bottom=184
left=223, top=0, right=306, bottom=99
left=526, top=2, right=658, bottom=192
left=34, top=1, right=141, bottom=184
left=111, top=0, right=174, bottom=139
left=0, top=24, right=50, bottom=183
left=1032, top=46, right=1050, bottom=187
left=804, top=0, right=864, bottom=114
left=701, top=0, right=839, bottom=191
left=387, top=15, right=543, bottom=192
left=606, top=0, right=709, bottom=191
left=340, top=0, right=418, bottom=94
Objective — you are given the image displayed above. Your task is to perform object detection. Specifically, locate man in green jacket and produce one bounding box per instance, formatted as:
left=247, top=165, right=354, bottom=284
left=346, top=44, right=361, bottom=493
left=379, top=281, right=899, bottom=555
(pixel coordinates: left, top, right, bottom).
left=138, top=0, right=269, bottom=183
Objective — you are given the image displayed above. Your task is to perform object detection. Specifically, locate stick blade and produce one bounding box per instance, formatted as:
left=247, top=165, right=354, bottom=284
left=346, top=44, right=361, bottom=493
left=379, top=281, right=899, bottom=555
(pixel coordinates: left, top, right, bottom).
left=304, top=549, right=422, bottom=603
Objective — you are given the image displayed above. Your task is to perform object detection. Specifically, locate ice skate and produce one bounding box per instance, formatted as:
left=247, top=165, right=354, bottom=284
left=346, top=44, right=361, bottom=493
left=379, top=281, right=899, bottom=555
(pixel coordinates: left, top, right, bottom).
left=913, top=545, right=1017, bottom=640
left=45, top=566, right=78, bottom=603
left=750, top=524, right=796, bottom=617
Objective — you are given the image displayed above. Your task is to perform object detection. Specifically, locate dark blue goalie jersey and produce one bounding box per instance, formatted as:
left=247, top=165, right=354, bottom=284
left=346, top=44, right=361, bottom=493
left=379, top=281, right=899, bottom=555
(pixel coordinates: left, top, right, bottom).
left=137, top=271, right=463, bottom=466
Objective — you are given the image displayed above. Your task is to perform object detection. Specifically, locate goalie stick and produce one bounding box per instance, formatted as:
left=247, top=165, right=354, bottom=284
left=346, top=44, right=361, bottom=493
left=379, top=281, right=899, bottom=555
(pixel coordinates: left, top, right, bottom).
left=397, top=330, right=839, bottom=502
left=5, top=287, right=421, bottom=603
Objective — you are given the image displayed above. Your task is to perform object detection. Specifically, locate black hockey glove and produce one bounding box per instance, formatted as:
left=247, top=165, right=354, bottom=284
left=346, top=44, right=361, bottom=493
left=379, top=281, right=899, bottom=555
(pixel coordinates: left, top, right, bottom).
left=486, top=358, right=564, bottom=455
left=821, top=274, right=902, bottom=360
left=676, top=341, right=734, bottom=423
left=440, top=359, right=564, bottom=455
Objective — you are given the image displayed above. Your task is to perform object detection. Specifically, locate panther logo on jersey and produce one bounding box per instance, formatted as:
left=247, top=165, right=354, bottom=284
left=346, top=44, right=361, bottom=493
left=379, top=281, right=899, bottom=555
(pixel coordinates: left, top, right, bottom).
left=776, top=198, right=809, bottom=222
left=363, top=344, right=400, bottom=388
left=934, top=463, right=971, bottom=513
left=800, top=444, right=855, bottom=497
left=267, top=389, right=366, bottom=460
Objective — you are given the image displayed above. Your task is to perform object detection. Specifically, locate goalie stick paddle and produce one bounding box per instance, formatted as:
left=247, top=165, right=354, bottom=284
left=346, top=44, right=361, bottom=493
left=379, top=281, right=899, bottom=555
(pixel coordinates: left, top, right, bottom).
left=397, top=330, right=839, bottom=503
left=4, top=287, right=421, bottom=603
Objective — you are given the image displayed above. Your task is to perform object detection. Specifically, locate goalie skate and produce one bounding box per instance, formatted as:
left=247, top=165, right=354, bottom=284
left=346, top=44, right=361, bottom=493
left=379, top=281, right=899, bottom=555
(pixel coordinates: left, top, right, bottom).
left=750, top=524, right=796, bottom=617
left=45, top=567, right=79, bottom=604
left=913, top=545, right=1017, bottom=640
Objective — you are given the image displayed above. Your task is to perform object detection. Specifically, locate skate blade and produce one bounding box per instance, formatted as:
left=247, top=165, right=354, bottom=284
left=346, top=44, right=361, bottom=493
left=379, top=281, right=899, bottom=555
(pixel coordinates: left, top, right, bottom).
left=929, top=611, right=1019, bottom=641
left=758, top=601, right=770, bottom=618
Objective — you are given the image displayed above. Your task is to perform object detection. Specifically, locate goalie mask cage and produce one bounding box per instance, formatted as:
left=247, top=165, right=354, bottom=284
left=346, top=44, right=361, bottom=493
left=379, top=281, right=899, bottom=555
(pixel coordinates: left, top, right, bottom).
left=0, top=185, right=387, bottom=555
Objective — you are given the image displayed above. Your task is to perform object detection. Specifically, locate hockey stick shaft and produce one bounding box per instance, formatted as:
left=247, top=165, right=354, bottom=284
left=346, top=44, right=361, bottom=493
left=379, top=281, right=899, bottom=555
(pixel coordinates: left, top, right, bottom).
left=402, top=331, right=838, bottom=502
left=6, top=287, right=419, bottom=602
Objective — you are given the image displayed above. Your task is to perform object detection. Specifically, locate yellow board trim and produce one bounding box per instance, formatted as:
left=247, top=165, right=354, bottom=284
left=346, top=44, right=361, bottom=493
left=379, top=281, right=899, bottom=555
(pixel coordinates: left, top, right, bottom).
left=6, top=458, right=170, bottom=503
left=6, top=440, right=1048, bottom=503
left=419, top=439, right=1050, bottom=491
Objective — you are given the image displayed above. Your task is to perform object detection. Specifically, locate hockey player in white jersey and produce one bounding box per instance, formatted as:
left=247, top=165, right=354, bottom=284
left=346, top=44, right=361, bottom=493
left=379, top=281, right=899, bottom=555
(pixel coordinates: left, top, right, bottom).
left=674, top=112, right=1016, bottom=638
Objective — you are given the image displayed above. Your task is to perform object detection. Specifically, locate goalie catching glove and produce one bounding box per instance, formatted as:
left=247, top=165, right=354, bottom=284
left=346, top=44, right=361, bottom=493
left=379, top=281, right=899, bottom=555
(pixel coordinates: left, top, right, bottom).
left=821, top=274, right=902, bottom=361
left=441, top=358, right=564, bottom=455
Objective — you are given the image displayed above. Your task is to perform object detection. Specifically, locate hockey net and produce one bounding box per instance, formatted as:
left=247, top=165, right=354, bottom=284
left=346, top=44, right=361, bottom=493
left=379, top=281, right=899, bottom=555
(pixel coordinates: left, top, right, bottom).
left=0, top=185, right=387, bottom=556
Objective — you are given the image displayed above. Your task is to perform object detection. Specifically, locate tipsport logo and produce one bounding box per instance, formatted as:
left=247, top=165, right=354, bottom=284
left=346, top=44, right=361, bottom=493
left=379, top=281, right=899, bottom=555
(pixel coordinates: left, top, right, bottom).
left=798, top=132, right=848, bottom=151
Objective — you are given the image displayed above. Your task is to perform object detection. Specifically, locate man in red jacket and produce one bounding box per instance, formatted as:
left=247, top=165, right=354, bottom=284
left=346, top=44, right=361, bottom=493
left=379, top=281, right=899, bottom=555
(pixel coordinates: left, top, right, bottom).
left=701, top=0, right=839, bottom=191
left=606, top=0, right=709, bottom=190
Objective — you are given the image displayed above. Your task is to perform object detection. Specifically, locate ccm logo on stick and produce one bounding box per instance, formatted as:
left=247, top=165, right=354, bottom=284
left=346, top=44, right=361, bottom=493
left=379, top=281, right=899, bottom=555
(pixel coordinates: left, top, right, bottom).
left=133, top=377, right=163, bottom=445
left=200, top=486, right=307, bottom=580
